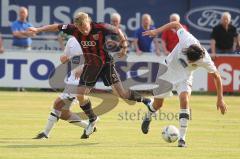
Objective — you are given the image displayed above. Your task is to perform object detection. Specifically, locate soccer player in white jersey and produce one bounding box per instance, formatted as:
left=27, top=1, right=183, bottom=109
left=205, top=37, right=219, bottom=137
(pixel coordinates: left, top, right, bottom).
left=33, top=37, right=93, bottom=139
left=141, top=21, right=227, bottom=147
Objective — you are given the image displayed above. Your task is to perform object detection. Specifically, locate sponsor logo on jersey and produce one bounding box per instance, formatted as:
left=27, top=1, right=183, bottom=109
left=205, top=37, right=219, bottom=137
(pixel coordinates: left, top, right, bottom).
left=71, top=56, right=81, bottom=64
left=178, top=58, right=188, bottom=68
left=81, top=41, right=96, bottom=48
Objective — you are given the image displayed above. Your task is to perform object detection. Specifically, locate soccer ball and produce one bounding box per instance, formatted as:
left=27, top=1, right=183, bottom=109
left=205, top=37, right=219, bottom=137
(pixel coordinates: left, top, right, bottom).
left=162, top=125, right=179, bottom=143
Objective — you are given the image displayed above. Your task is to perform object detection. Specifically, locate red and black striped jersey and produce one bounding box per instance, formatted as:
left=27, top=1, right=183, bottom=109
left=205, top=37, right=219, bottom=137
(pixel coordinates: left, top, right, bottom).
left=58, top=22, right=118, bottom=65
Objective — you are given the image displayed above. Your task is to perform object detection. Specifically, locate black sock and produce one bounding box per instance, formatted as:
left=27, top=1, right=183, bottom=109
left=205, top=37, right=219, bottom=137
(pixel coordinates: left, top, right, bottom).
left=80, top=100, right=97, bottom=122
left=142, top=97, right=151, bottom=104
left=128, top=90, right=144, bottom=102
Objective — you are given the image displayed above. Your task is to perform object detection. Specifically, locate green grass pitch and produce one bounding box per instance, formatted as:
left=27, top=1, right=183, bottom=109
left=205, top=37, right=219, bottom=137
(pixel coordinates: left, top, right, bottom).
left=0, top=91, right=239, bottom=159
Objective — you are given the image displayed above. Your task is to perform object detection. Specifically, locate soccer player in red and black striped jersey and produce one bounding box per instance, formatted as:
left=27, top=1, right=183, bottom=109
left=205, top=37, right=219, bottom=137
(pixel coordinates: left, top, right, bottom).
left=28, top=12, right=152, bottom=138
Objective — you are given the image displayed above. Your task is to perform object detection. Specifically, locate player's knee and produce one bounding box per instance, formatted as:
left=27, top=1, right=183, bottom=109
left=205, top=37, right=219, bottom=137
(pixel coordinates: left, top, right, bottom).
left=153, top=98, right=164, bottom=109
left=53, top=98, right=65, bottom=110
left=118, top=91, right=128, bottom=99
left=77, top=95, right=88, bottom=105
left=60, top=110, right=71, bottom=120
left=76, top=95, right=84, bottom=101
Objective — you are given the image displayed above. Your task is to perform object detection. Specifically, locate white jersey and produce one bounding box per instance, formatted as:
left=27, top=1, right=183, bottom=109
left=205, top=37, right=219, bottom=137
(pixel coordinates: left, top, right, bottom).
left=160, top=28, right=217, bottom=85
left=64, top=37, right=83, bottom=85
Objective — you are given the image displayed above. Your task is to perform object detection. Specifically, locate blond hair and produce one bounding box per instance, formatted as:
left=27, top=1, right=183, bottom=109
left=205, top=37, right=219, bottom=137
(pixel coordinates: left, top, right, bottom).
left=74, top=12, right=91, bottom=26
left=221, top=12, right=231, bottom=21
left=170, top=13, right=180, bottom=22
left=111, top=13, right=121, bottom=21
left=142, top=14, right=152, bottom=21
left=142, top=13, right=154, bottom=25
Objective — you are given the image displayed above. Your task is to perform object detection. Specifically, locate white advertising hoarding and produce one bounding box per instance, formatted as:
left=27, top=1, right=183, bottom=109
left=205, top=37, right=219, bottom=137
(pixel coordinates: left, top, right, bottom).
left=0, top=50, right=208, bottom=91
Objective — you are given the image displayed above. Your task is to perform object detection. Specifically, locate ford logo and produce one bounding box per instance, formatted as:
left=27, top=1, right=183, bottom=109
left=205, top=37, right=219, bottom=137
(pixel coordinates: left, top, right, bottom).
left=186, top=6, right=240, bottom=32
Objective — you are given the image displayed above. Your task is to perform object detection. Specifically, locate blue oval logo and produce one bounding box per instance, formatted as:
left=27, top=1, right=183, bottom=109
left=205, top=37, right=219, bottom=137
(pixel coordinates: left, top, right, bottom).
left=186, top=6, right=240, bottom=32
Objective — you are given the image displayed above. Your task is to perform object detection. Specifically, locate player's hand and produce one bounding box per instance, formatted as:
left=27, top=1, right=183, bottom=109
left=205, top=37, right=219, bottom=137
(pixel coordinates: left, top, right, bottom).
left=0, top=47, right=4, bottom=54
left=142, top=29, right=158, bottom=37
left=217, top=99, right=227, bottom=115
left=27, top=27, right=40, bottom=34
left=164, top=51, right=171, bottom=56
left=136, top=49, right=142, bottom=56
left=25, top=31, right=36, bottom=37
left=74, top=69, right=82, bottom=80
left=118, top=48, right=127, bottom=58
left=156, top=48, right=161, bottom=56
left=211, top=53, right=217, bottom=60
left=60, top=55, right=69, bottom=64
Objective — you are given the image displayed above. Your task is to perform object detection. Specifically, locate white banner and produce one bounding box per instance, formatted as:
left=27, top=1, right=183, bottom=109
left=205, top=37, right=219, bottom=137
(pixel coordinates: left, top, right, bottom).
left=0, top=50, right=208, bottom=91
left=0, top=50, right=61, bottom=88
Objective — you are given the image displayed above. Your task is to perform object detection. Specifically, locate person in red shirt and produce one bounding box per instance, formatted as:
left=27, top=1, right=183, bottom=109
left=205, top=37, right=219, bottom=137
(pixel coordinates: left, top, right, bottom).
left=161, top=13, right=188, bottom=55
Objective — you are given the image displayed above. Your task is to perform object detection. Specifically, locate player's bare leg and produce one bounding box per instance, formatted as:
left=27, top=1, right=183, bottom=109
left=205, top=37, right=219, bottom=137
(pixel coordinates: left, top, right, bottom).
left=178, top=91, right=190, bottom=147
left=33, top=97, right=65, bottom=139
left=33, top=95, right=89, bottom=139
left=141, top=98, right=164, bottom=134
left=60, top=110, right=88, bottom=128
left=111, top=81, right=152, bottom=106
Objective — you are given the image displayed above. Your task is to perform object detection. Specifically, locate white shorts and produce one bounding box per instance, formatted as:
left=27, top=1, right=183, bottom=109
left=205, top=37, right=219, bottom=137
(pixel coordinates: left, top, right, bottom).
left=174, top=80, right=192, bottom=95
left=154, top=61, right=192, bottom=98
left=154, top=80, right=192, bottom=98
left=59, top=84, right=78, bottom=110
left=59, top=37, right=83, bottom=110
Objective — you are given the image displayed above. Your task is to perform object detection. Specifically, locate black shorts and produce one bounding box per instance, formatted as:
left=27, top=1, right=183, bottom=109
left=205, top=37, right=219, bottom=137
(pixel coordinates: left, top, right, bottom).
left=79, top=62, right=120, bottom=87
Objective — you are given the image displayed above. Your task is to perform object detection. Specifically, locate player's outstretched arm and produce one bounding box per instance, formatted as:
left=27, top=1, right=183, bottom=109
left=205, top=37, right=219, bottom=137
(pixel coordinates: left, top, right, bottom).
left=28, top=24, right=60, bottom=34
left=142, top=21, right=183, bottom=37
left=210, top=72, right=228, bottom=115
left=117, top=28, right=128, bottom=58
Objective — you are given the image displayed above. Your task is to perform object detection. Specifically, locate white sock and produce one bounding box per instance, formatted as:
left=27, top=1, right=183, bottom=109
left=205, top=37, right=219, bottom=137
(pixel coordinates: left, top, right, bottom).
left=43, top=109, right=61, bottom=137
left=149, top=104, right=157, bottom=112
left=179, top=109, right=190, bottom=141
left=145, top=100, right=157, bottom=119
left=67, top=113, right=88, bottom=128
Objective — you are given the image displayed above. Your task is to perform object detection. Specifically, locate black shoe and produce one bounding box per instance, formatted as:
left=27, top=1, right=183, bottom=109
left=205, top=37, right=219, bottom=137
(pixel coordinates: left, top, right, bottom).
left=178, top=139, right=187, bottom=147
left=141, top=116, right=152, bottom=134
left=80, top=127, right=97, bottom=139
left=142, top=98, right=154, bottom=113
left=33, top=132, right=48, bottom=139
left=80, top=130, right=89, bottom=139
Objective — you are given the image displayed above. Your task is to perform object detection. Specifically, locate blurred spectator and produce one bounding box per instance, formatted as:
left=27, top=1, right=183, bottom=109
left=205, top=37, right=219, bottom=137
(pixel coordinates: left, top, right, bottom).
left=0, top=33, right=4, bottom=53
left=111, top=13, right=126, bottom=39
left=11, top=7, right=34, bottom=91
left=111, top=13, right=122, bottom=29
left=210, top=12, right=238, bottom=58
left=58, top=19, right=73, bottom=50
left=236, top=34, right=240, bottom=52
left=58, top=31, right=72, bottom=50
left=133, top=14, right=160, bottom=56
left=11, top=7, right=34, bottom=50
left=109, top=13, right=127, bottom=52
left=161, top=13, right=188, bottom=55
